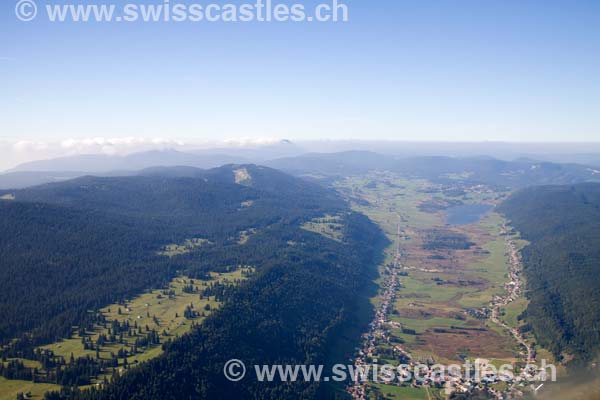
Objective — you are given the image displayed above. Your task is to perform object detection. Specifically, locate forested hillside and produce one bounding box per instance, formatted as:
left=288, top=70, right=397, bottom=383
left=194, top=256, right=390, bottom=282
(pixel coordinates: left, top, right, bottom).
left=0, top=201, right=177, bottom=344
left=1, top=165, right=336, bottom=345
left=499, top=183, right=600, bottom=363
left=11, top=165, right=341, bottom=232
left=0, top=165, right=385, bottom=399
left=50, top=212, right=384, bottom=400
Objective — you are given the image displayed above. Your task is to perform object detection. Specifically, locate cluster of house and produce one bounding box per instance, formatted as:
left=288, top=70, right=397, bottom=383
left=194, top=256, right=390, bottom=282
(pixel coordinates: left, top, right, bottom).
left=347, top=260, right=402, bottom=399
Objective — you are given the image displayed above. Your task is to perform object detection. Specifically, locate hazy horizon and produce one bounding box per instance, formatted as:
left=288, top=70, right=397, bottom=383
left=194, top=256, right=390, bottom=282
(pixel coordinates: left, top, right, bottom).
left=3, top=137, right=600, bottom=172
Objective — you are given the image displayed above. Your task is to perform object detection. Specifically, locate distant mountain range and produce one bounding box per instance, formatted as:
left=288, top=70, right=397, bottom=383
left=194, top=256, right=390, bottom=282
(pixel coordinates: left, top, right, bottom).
left=8, top=149, right=244, bottom=173
left=0, top=141, right=307, bottom=189
left=0, top=150, right=247, bottom=189
left=5, top=140, right=305, bottom=174
left=266, top=151, right=600, bottom=188
left=1, top=148, right=600, bottom=190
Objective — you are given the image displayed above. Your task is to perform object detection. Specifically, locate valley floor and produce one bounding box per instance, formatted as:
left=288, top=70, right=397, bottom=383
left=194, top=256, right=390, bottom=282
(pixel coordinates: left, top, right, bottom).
left=334, top=173, right=545, bottom=400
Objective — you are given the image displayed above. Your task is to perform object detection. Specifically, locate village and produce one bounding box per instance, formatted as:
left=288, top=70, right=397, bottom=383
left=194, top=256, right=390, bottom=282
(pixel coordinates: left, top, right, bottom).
left=489, top=228, right=535, bottom=367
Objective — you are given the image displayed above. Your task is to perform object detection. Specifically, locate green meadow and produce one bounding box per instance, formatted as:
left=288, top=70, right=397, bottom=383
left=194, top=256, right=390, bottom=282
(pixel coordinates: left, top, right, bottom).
left=1, top=269, right=251, bottom=397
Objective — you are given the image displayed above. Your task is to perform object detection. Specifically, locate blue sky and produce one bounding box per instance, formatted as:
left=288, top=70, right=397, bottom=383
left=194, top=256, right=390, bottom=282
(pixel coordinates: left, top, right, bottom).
left=1, top=0, right=599, bottom=143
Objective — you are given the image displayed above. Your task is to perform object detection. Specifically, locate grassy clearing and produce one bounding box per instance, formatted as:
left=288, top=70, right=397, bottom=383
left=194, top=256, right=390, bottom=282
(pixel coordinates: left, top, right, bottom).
left=0, top=377, right=60, bottom=400
left=0, top=270, right=250, bottom=396
left=42, top=269, right=249, bottom=362
left=158, top=238, right=212, bottom=256
left=301, top=214, right=344, bottom=242
left=237, top=228, right=257, bottom=244
left=0, top=268, right=256, bottom=398
left=0, top=194, right=15, bottom=200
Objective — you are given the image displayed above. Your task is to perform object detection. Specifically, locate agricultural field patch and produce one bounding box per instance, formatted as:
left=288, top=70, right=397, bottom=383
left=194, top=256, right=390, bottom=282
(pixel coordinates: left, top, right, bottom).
left=417, top=327, right=516, bottom=363
left=369, top=383, right=439, bottom=400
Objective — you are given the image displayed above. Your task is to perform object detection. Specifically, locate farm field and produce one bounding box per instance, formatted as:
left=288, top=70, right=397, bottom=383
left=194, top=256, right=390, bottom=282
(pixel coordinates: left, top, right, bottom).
left=502, top=298, right=529, bottom=329
left=369, top=383, right=439, bottom=399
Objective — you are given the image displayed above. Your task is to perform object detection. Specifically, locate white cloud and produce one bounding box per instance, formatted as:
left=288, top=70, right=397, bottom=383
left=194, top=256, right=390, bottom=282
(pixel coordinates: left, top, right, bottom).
left=59, top=137, right=186, bottom=155
left=0, top=136, right=284, bottom=171
left=12, top=140, right=49, bottom=152
left=222, top=137, right=283, bottom=147
left=1, top=137, right=188, bottom=171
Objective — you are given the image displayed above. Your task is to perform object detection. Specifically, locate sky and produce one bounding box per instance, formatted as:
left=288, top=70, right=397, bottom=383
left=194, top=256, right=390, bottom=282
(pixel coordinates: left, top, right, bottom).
left=1, top=0, right=600, bottom=151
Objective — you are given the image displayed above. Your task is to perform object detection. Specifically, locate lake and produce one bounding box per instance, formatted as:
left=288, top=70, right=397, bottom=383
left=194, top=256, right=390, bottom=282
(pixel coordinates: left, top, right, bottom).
left=446, top=203, right=493, bottom=225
